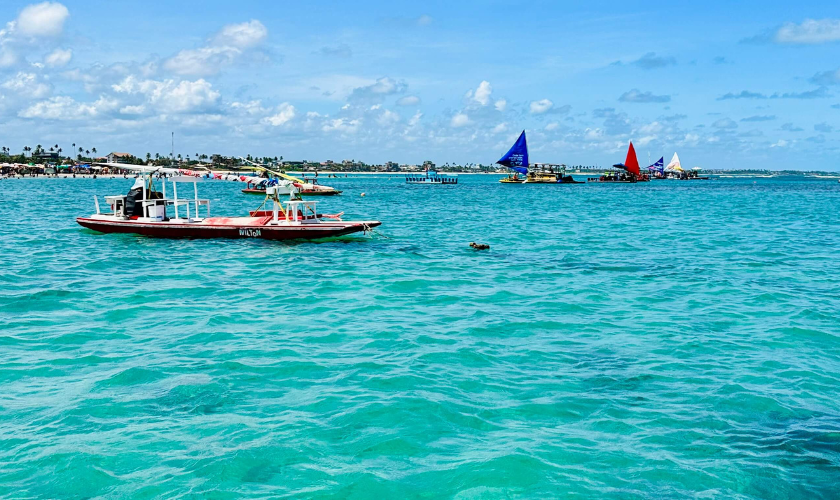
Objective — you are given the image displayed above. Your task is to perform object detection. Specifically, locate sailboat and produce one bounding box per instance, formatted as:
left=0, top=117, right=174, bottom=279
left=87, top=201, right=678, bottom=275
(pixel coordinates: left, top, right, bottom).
left=665, top=152, right=683, bottom=179
left=648, top=156, right=665, bottom=179
left=592, top=141, right=648, bottom=183
left=497, top=131, right=581, bottom=184
left=498, top=130, right=529, bottom=183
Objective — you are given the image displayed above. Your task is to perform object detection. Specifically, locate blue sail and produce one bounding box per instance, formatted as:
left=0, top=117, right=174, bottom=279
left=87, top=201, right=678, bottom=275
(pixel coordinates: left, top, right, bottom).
left=497, top=130, right=529, bottom=174
left=647, top=156, right=664, bottom=172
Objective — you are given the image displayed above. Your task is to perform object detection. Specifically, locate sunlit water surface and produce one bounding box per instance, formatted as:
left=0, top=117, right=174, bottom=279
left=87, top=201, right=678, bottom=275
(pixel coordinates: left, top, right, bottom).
left=1, top=175, right=839, bottom=498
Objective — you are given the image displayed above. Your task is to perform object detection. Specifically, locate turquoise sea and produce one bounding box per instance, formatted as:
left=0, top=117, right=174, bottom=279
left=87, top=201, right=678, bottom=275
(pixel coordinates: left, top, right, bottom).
left=2, top=174, right=839, bottom=498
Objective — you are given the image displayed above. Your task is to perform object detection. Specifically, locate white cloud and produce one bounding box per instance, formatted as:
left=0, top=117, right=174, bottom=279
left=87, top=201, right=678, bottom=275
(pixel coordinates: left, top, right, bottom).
left=396, top=95, right=420, bottom=106
left=584, top=128, right=603, bottom=140
left=492, top=122, right=507, bottom=133
left=2, top=72, right=51, bottom=98
left=16, top=2, right=70, bottom=37
left=471, top=81, right=492, bottom=106
left=545, top=122, right=559, bottom=131
left=529, top=98, right=553, bottom=114
left=0, top=2, right=69, bottom=67
left=261, top=102, right=295, bottom=126
left=408, top=111, right=422, bottom=126
left=494, top=99, right=507, bottom=111
left=376, top=108, right=400, bottom=126
left=164, top=20, right=267, bottom=76
left=770, top=139, right=789, bottom=148
left=347, top=77, right=407, bottom=103
left=639, top=121, right=663, bottom=134
left=119, top=104, right=145, bottom=115
left=775, top=19, right=840, bottom=44
left=713, top=118, right=738, bottom=129
left=213, top=19, right=267, bottom=48
left=323, top=117, right=361, bottom=134
left=19, top=95, right=117, bottom=120
left=44, top=47, right=71, bottom=67
left=112, top=76, right=220, bottom=113
left=637, top=135, right=656, bottom=146
left=451, top=112, right=469, bottom=127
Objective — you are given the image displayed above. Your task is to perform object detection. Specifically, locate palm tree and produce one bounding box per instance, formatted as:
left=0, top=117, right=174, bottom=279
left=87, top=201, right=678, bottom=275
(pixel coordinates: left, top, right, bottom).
left=91, top=148, right=97, bottom=156
left=78, top=147, right=83, bottom=155
left=85, top=150, right=90, bottom=157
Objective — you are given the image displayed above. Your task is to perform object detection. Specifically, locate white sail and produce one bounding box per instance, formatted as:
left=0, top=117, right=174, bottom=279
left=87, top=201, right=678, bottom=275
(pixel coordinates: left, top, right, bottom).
left=665, top=152, right=683, bottom=172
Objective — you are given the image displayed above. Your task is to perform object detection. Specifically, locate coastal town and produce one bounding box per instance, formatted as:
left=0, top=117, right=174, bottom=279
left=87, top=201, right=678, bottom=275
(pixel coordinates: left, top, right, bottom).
left=0, top=144, right=610, bottom=175
left=0, top=145, right=833, bottom=178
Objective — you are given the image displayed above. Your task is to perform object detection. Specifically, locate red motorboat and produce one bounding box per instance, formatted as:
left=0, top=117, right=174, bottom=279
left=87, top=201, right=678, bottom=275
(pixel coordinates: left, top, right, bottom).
left=77, top=174, right=379, bottom=240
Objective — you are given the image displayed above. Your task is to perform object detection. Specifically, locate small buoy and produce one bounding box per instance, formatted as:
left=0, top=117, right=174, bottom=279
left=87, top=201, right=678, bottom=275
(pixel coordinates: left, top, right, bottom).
left=360, top=192, right=366, bottom=197
left=470, top=242, right=490, bottom=250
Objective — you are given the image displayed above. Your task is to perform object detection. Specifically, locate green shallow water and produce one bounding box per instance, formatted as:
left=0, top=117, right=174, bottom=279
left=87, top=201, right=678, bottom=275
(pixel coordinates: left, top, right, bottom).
left=1, top=175, right=840, bottom=498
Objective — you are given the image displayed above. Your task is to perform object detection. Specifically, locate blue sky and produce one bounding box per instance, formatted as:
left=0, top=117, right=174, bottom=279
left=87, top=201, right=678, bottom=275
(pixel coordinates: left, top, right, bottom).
left=0, top=0, right=838, bottom=169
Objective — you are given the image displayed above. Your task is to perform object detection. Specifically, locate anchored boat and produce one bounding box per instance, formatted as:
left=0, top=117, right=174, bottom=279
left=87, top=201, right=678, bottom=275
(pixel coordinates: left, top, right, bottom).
left=497, top=131, right=582, bottom=184
left=590, top=141, right=650, bottom=183
left=406, top=170, right=458, bottom=184
left=239, top=157, right=342, bottom=195
left=76, top=172, right=379, bottom=240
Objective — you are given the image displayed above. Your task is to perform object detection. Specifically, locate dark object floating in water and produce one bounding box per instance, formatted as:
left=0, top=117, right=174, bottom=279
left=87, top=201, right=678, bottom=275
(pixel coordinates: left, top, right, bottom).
left=470, top=242, right=490, bottom=250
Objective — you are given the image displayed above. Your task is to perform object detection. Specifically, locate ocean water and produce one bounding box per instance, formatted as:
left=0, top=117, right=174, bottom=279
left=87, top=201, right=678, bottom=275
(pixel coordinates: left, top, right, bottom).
left=1, top=175, right=839, bottom=498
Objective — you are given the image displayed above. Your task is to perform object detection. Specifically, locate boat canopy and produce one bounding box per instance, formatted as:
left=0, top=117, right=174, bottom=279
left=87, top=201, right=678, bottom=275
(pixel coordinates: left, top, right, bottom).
left=497, top=130, right=529, bottom=174
left=613, top=141, right=640, bottom=176
left=666, top=153, right=683, bottom=172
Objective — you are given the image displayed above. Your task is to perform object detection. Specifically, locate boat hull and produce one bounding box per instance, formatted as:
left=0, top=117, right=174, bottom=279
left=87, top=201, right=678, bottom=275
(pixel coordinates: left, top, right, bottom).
left=76, top=217, right=379, bottom=240
left=242, top=188, right=341, bottom=196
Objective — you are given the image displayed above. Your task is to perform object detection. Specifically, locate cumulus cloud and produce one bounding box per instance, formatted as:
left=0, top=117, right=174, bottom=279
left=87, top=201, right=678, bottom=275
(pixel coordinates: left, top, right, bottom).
left=814, top=122, right=834, bottom=133
left=0, top=2, right=70, bottom=67
left=469, top=81, right=492, bottom=105
left=632, top=52, right=676, bottom=70
left=450, top=112, right=469, bottom=127
left=347, top=77, right=407, bottom=103
left=112, top=76, right=220, bottom=113
left=593, top=108, right=631, bottom=135
left=619, top=89, right=671, bottom=103
left=741, top=115, right=776, bottom=122
left=529, top=99, right=554, bottom=114
left=44, top=47, right=71, bottom=67
left=164, top=20, right=267, bottom=76
left=494, top=99, right=507, bottom=111
left=317, top=43, right=352, bottom=58
left=19, top=95, right=118, bottom=120
left=811, top=68, right=840, bottom=86
left=712, top=118, right=738, bottom=129
left=396, top=95, right=420, bottom=106
left=718, top=88, right=829, bottom=100
left=775, top=19, right=840, bottom=44
left=2, top=72, right=51, bottom=98
left=16, top=2, right=70, bottom=37
left=323, top=117, right=361, bottom=134
left=261, top=102, right=295, bottom=126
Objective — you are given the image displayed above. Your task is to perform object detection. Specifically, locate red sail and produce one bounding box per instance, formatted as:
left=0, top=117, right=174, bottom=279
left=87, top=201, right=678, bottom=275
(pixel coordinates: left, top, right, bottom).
left=624, top=141, right=640, bottom=176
